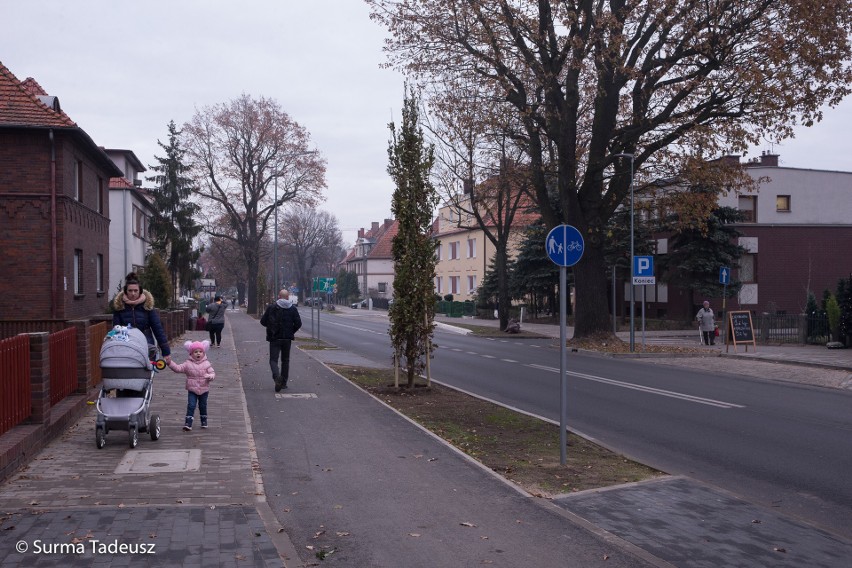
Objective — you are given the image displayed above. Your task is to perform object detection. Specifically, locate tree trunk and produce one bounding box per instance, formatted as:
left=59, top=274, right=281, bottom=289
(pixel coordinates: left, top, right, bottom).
left=496, top=242, right=510, bottom=331
left=246, top=258, right=259, bottom=315
left=573, top=240, right=614, bottom=337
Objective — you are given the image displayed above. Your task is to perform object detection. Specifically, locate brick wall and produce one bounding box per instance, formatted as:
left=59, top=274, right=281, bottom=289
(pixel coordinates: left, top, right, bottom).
left=0, top=130, right=112, bottom=321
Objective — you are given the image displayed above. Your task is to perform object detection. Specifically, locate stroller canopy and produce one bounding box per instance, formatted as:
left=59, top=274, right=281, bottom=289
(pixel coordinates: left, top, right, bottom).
left=100, top=325, right=152, bottom=370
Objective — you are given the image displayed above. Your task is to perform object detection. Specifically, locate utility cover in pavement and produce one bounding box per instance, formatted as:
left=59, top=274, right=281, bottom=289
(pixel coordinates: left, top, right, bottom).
left=115, top=449, right=202, bottom=474
left=276, top=393, right=317, bottom=399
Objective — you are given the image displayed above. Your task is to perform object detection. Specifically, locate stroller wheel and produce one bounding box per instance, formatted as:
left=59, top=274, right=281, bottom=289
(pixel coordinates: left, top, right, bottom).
left=149, top=414, right=161, bottom=441
left=129, top=426, right=138, bottom=449
left=95, top=427, right=106, bottom=449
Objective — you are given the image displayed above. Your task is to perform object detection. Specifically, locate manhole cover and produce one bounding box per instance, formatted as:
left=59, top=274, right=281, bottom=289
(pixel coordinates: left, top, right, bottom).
left=276, top=393, right=317, bottom=399
left=114, top=449, right=202, bottom=474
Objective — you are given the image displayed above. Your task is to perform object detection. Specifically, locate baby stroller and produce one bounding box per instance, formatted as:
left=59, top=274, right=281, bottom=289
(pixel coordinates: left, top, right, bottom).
left=95, top=326, right=165, bottom=449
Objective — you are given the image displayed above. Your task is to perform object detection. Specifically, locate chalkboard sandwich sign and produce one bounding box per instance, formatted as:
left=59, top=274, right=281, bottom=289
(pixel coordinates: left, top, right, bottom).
left=727, top=310, right=756, bottom=353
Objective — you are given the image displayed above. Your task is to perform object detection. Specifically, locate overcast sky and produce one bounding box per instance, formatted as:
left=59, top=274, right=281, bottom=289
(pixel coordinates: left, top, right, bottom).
left=3, top=1, right=851, bottom=246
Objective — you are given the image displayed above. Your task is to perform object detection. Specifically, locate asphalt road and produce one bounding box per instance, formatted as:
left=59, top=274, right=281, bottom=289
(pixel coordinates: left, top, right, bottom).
left=311, top=308, right=852, bottom=539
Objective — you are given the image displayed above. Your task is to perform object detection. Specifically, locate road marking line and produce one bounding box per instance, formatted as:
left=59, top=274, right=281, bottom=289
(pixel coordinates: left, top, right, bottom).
left=501, top=359, right=518, bottom=363
left=482, top=355, right=496, bottom=359
left=526, top=364, right=744, bottom=409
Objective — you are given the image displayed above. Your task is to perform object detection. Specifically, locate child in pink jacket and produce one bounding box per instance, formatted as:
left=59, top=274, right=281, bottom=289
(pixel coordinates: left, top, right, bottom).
left=168, top=340, right=215, bottom=431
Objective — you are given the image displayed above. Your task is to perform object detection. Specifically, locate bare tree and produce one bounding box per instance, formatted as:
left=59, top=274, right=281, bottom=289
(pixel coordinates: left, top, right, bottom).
left=278, top=205, right=343, bottom=300
left=183, top=94, right=326, bottom=314
left=367, top=0, right=852, bottom=337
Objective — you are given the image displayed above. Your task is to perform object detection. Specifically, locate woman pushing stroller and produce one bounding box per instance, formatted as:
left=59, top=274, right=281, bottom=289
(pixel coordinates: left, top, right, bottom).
left=112, top=272, right=171, bottom=363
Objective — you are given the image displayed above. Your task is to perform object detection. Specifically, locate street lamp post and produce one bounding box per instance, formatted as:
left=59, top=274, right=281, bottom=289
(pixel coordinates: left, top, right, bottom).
left=272, top=151, right=317, bottom=295
left=615, top=153, right=635, bottom=352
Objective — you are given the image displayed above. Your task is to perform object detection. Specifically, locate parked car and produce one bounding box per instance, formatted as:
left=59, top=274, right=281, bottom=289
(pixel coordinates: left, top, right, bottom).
left=351, top=299, right=368, bottom=309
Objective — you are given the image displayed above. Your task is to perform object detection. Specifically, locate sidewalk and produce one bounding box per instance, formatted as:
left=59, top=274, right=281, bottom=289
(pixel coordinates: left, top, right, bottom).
left=1, top=309, right=850, bottom=567
left=0, top=322, right=283, bottom=567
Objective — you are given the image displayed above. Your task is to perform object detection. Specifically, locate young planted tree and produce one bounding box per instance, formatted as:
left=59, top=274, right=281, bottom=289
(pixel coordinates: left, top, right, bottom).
left=368, top=0, right=852, bottom=338
left=387, top=88, right=440, bottom=388
left=183, top=95, right=326, bottom=314
left=147, top=120, right=203, bottom=305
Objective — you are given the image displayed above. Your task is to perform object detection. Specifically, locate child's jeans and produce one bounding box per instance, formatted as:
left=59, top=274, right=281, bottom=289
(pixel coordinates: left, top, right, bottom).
left=186, top=392, right=209, bottom=425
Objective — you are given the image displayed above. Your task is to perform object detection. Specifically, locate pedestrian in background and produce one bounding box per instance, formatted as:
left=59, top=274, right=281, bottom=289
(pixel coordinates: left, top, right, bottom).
left=168, top=340, right=215, bottom=431
left=205, top=296, right=227, bottom=347
left=260, top=289, right=302, bottom=392
left=696, top=300, right=716, bottom=346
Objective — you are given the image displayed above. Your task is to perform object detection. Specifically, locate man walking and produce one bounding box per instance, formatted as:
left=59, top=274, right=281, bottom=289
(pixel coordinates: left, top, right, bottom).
left=260, top=289, right=302, bottom=392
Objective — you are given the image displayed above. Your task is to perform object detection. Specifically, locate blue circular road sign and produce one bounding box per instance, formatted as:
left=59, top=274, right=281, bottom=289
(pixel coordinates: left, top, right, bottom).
left=545, top=225, right=584, bottom=267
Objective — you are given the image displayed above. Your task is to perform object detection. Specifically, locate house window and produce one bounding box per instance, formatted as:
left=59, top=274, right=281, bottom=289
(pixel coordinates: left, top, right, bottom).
left=776, top=195, right=791, bottom=212
left=738, top=195, right=757, bottom=222
left=74, top=249, right=83, bottom=295
left=435, top=276, right=443, bottom=294
left=436, top=243, right=442, bottom=261
left=97, top=177, right=104, bottom=214
left=739, top=254, right=755, bottom=283
left=467, top=238, right=476, bottom=259
left=133, top=205, right=148, bottom=238
left=378, top=282, right=387, bottom=293
left=467, top=275, right=477, bottom=294
left=74, top=160, right=83, bottom=201
left=450, top=276, right=460, bottom=294
left=96, top=254, right=104, bottom=293
left=449, top=241, right=459, bottom=260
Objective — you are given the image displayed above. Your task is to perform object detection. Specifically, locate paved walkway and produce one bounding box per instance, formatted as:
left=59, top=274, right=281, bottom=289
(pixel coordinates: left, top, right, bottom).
left=1, top=307, right=850, bottom=567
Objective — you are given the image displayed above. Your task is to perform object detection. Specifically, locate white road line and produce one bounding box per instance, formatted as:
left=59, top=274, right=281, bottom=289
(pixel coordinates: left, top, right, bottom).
left=526, top=364, right=744, bottom=409
left=482, top=355, right=496, bottom=359
left=501, top=359, right=518, bottom=363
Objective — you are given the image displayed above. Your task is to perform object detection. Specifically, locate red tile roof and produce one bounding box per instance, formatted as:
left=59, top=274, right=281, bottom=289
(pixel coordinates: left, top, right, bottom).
left=109, top=177, right=134, bottom=189
left=0, top=61, right=76, bottom=128
left=367, top=219, right=398, bottom=259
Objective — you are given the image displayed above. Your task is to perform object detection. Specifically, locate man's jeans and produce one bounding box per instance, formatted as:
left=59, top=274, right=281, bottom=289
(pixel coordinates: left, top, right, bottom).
left=269, top=339, right=293, bottom=385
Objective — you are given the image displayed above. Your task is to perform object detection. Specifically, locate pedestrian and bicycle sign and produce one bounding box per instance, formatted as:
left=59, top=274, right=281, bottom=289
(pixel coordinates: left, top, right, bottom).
left=545, top=225, right=584, bottom=267
left=633, top=255, right=655, bottom=285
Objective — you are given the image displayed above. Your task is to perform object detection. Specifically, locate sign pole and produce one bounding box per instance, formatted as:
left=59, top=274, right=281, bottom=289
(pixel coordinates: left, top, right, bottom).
left=545, top=224, right=584, bottom=467
left=559, top=265, right=568, bottom=466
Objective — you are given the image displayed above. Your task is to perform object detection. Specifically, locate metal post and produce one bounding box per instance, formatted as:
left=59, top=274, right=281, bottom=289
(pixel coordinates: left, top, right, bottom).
left=612, top=267, right=616, bottom=335
left=615, top=154, right=635, bottom=352
left=642, top=284, right=646, bottom=348
left=629, top=156, right=635, bottom=352
left=273, top=176, right=278, bottom=294
left=559, top=265, right=568, bottom=466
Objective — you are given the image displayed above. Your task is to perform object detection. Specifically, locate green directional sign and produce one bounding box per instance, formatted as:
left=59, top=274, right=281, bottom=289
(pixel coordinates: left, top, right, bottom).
left=312, top=277, right=336, bottom=292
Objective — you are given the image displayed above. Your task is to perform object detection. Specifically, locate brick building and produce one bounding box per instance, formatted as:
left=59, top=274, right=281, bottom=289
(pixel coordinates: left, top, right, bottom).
left=0, top=62, right=122, bottom=320
left=634, top=153, right=852, bottom=320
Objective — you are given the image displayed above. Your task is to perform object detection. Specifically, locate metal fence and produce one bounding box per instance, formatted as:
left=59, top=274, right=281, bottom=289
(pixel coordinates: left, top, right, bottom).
left=747, top=313, right=831, bottom=345
left=49, top=327, right=78, bottom=405
left=0, top=335, right=30, bottom=437
left=435, top=300, right=477, bottom=318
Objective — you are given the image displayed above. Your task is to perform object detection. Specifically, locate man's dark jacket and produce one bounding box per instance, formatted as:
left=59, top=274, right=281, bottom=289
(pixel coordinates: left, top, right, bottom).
left=260, top=298, right=302, bottom=341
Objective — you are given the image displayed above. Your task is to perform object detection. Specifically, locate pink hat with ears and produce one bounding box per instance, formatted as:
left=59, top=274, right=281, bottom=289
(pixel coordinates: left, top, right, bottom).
left=184, top=339, right=211, bottom=353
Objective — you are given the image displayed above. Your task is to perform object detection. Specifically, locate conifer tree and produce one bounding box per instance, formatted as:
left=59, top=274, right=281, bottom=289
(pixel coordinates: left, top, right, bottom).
left=147, top=121, right=202, bottom=305
left=141, top=252, right=173, bottom=310
left=387, top=87, right=439, bottom=388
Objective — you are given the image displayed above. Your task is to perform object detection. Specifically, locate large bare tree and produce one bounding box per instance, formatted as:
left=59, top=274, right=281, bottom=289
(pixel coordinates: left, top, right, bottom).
left=367, top=0, right=852, bottom=337
left=278, top=205, right=344, bottom=300
left=183, top=94, right=326, bottom=314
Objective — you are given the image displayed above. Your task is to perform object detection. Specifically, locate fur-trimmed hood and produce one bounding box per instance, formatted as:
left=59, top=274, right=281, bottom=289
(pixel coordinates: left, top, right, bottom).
left=112, top=289, right=156, bottom=312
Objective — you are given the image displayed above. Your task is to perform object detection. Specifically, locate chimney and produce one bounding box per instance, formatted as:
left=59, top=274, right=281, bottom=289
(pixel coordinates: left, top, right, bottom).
left=718, top=154, right=740, bottom=166
left=759, top=151, right=779, bottom=167
left=372, top=222, right=380, bottom=233
left=384, top=218, right=393, bottom=228
left=463, top=178, right=473, bottom=195
left=358, top=228, right=364, bottom=239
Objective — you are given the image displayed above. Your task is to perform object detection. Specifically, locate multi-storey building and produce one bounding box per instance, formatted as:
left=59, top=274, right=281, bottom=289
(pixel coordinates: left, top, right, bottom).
left=642, top=153, right=852, bottom=319
left=341, top=219, right=398, bottom=301
left=0, top=62, right=121, bottom=320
